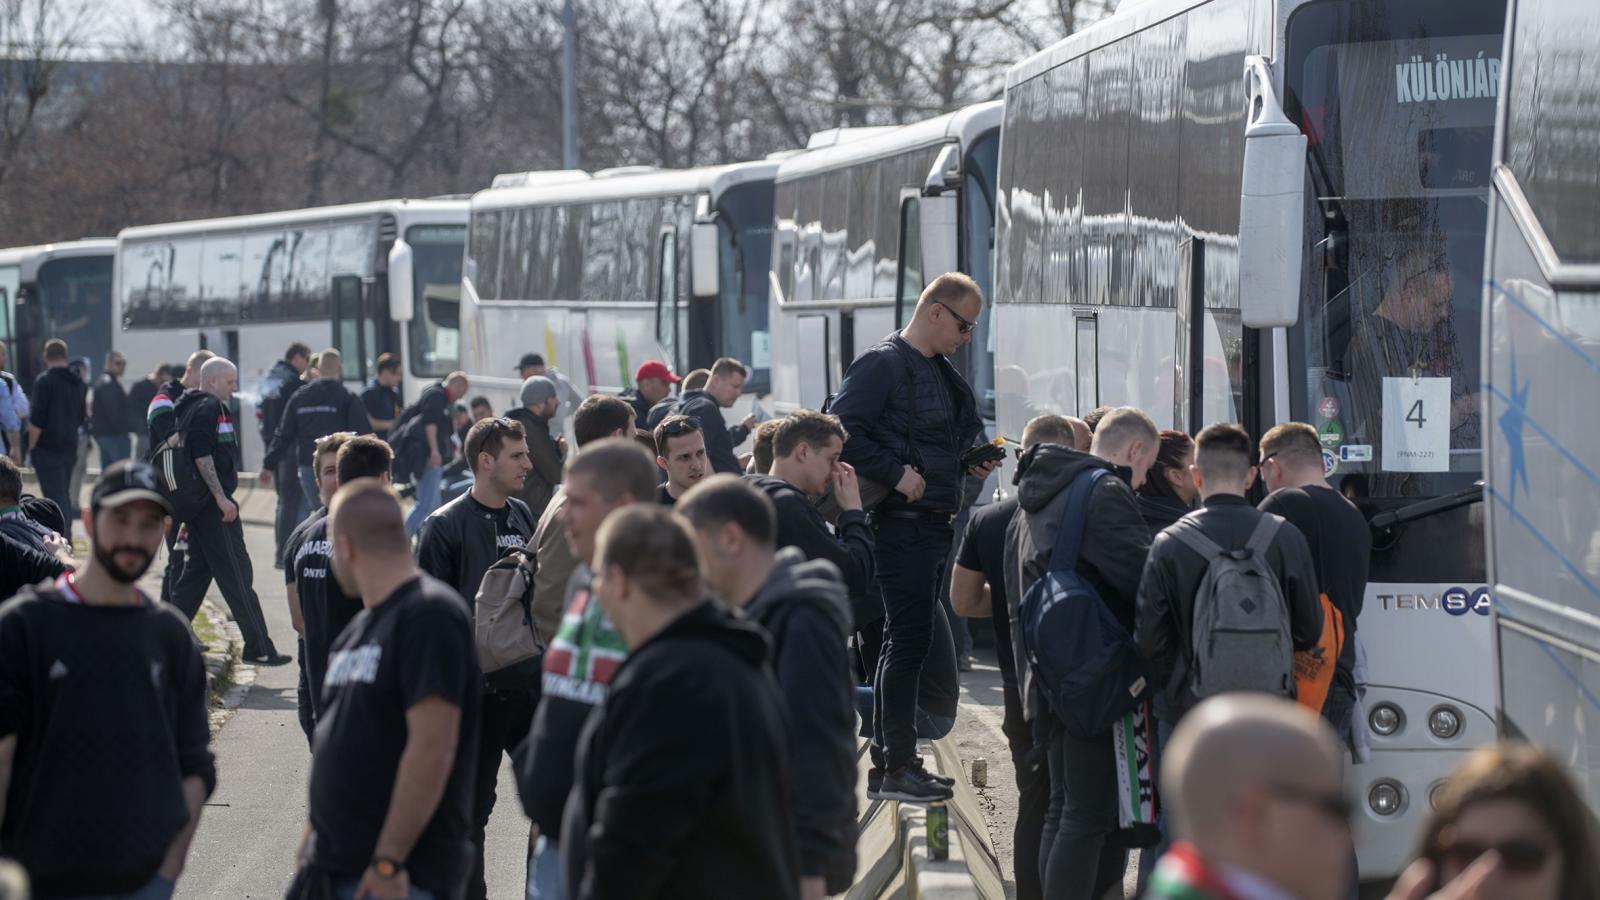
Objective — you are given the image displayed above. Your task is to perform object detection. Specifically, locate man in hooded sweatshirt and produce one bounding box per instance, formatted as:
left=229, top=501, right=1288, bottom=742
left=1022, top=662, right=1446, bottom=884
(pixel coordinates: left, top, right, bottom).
left=1006, top=405, right=1158, bottom=900
left=564, top=503, right=798, bottom=900
left=504, top=375, right=565, bottom=519
left=27, top=339, right=86, bottom=542
left=680, top=475, right=856, bottom=899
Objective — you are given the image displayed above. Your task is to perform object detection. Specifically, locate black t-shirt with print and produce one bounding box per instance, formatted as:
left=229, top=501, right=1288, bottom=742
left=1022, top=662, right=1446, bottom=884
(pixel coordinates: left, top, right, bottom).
left=308, top=574, right=480, bottom=897
left=289, top=513, right=366, bottom=718
left=474, top=496, right=528, bottom=557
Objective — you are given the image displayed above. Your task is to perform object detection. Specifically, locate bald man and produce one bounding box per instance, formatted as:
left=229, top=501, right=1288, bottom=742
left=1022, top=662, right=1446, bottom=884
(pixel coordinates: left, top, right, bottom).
left=295, top=479, right=481, bottom=900
left=1145, top=695, right=1351, bottom=900
left=169, top=357, right=287, bottom=664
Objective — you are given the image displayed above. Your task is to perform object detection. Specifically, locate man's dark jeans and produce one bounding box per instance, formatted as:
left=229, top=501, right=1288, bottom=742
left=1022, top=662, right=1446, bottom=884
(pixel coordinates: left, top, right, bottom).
left=273, top=456, right=303, bottom=563
left=1041, top=724, right=1126, bottom=900
left=468, top=685, right=537, bottom=900
left=31, top=447, right=75, bottom=542
left=171, top=503, right=275, bottom=655
left=1004, top=682, right=1048, bottom=900
left=870, top=515, right=954, bottom=771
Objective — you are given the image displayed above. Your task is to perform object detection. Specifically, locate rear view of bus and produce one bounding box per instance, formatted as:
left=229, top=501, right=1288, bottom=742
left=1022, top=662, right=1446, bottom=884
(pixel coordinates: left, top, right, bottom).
left=992, top=0, right=1507, bottom=881
left=1484, top=0, right=1600, bottom=812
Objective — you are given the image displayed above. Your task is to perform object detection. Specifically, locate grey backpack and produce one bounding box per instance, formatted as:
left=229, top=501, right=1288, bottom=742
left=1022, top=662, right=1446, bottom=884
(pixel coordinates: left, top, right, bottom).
left=473, top=539, right=546, bottom=675
left=1170, top=514, right=1294, bottom=700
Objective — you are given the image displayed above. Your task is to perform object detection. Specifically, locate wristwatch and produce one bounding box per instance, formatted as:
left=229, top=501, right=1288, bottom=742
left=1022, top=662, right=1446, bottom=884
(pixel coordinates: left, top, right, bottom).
left=372, top=857, right=405, bottom=879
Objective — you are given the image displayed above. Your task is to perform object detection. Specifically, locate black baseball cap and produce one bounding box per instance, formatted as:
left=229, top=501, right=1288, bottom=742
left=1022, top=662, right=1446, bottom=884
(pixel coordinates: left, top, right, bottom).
left=515, top=353, right=545, bottom=370
left=91, top=461, right=173, bottom=515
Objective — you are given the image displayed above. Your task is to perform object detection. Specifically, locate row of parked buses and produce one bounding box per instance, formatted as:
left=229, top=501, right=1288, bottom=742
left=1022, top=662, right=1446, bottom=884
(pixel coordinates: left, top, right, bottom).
left=1, top=0, right=1594, bottom=882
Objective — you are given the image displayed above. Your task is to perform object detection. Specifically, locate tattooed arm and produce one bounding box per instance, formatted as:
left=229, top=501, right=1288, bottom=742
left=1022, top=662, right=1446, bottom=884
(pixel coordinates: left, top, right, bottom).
left=196, top=455, right=238, bottom=523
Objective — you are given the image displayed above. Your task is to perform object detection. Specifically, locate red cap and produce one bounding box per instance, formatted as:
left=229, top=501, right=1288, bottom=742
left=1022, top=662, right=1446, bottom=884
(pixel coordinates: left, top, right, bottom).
left=634, top=360, right=680, bottom=384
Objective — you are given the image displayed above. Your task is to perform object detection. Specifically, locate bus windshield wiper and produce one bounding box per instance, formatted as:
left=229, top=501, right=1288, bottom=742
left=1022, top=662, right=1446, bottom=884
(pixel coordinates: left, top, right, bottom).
left=1369, top=482, right=1484, bottom=533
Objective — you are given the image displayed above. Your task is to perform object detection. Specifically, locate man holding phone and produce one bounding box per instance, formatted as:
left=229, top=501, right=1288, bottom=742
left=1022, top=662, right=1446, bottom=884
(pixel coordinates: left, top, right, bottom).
left=829, top=272, right=1000, bottom=803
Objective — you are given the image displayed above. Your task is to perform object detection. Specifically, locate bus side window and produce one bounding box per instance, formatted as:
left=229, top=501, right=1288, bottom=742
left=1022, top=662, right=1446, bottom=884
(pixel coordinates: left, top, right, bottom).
left=1076, top=314, right=1099, bottom=414
left=332, top=274, right=368, bottom=381
left=896, top=193, right=923, bottom=328
left=657, top=227, right=679, bottom=372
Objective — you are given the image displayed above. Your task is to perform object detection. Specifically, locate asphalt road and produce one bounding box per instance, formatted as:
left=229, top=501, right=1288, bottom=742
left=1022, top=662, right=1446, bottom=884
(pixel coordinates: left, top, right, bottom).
left=173, top=514, right=531, bottom=900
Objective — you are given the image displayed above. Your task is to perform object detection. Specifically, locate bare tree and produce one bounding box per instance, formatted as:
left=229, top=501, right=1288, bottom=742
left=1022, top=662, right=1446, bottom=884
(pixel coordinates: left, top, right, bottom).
left=0, top=0, right=93, bottom=190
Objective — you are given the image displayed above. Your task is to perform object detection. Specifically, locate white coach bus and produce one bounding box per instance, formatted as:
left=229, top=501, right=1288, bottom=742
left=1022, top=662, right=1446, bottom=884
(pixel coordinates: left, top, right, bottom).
left=767, top=102, right=1001, bottom=417
left=0, top=239, right=116, bottom=390
left=458, top=163, right=777, bottom=414
left=1484, top=0, right=1600, bottom=809
left=992, top=0, right=1506, bottom=881
left=114, top=199, right=469, bottom=468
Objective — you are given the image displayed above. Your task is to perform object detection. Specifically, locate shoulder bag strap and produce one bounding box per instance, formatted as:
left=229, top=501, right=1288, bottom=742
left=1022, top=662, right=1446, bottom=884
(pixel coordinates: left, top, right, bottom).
left=1046, top=467, right=1109, bottom=574
left=1244, top=513, right=1281, bottom=557
left=1169, top=520, right=1226, bottom=561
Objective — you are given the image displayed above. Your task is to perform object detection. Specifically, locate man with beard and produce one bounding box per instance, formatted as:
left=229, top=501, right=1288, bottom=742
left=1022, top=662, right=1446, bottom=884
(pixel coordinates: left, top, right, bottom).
left=0, top=461, right=216, bottom=898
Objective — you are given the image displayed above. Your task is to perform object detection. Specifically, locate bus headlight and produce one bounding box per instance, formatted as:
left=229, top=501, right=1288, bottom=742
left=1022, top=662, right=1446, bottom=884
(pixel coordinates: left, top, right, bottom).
left=1429, top=782, right=1448, bottom=810
left=1369, top=780, right=1407, bottom=817
left=1369, top=703, right=1404, bottom=736
left=1428, top=706, right=1462, bottom=740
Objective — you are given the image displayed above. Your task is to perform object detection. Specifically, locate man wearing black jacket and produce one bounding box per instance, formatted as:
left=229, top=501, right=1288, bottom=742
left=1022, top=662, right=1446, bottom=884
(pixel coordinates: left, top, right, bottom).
left=261, top=349, right=372, bottom=512
left=0, top=462, right=215, bottom=897
left=128, top=363, right=169, bottom=462
left=680, top=477, right=855, bottom=899
left=673, top=357, right=757, bottom=474
left=91, top=351, right=133, bottom=468
left=149, top=350, right=211, bottom=605
left=27, top=339, right=86, bottom=542
left=1006, top=406, right=1158, bottom=899
left=622, top=359, right=679, bottom=431
left=832, top=273, right=995, bottom=803
left=416, top=417, right=535, bottom=900
left=565, top=504, right=798, bottom=900
left=261, top=342, right=311, bottom=560
left=747, top=409, right=875, bottom=619
left=169, top=358, right=288, bottom=666
left=504, top=376, right=564, bottom=519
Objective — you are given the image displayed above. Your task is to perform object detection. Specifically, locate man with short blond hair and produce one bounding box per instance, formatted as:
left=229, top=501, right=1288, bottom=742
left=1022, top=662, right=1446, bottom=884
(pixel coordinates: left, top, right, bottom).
left=831, top=271, right=995, bottom=803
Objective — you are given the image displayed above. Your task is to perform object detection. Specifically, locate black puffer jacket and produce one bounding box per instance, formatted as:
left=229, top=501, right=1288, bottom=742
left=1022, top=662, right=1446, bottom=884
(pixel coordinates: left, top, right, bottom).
left=831, top=333, right=984, bottom=515
left=563, top=601, right=799, bottom=900
left=745, top=549, right=857, bottom=890
left=415, top=493, right=537, bottom=688
left=1004, top=445, right=1152, bottom=715
left=674, top=389, right=746, bottom=475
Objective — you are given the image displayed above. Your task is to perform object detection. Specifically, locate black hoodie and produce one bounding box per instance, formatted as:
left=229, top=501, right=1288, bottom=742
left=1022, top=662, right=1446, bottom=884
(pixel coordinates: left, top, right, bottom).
left=746, top=474, right=876, bottom=627
left=745, top=549, right=857, bottom=890
left=174, top=389, right=240, bottom=496
left=27, top=366, right=86, bottom=453
left=145, top=378, right=185, bottom=451
left=1004, top=444, right=1152, bottom=716
left=563, top=600, right=799, bottom=900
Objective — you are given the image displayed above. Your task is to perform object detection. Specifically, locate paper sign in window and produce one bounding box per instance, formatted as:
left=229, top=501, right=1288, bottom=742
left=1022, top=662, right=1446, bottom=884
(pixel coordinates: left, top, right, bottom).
left=1382, top=377, right=1450, bottom=472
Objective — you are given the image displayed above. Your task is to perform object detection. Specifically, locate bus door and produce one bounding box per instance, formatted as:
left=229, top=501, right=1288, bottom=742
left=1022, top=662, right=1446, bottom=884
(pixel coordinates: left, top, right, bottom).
left=332, top=274, right=382, bottom=384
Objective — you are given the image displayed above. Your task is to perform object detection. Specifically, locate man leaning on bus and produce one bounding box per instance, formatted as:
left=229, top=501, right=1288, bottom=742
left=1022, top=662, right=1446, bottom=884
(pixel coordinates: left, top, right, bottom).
left=829, top=272, right=997, bottom=804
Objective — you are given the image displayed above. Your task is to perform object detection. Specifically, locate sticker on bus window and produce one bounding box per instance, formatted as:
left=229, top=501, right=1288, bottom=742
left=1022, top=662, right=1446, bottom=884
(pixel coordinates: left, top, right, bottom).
left=1339, top=444, right=1373, bottom=463
left=751, top=331, right=771, bottom=369
left=1382, top=377, right=1450, bottom=472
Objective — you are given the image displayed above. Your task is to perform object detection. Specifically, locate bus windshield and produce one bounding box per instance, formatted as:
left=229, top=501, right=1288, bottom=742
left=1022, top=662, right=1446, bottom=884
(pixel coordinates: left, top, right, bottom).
left=717, top=182, right=774, bottom=392
left=1285, top=0, right=1505, bottom=501
left=407, top=225, right=466, bottom=378
left=33, top=255, right=113, bottom=380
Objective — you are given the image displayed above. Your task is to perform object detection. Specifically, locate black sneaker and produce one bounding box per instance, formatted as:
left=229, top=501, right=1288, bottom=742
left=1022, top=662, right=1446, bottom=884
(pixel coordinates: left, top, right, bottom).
left=245, top=648, right=293, bottom=666
left=873, top=765, right=954, bottom=803
left=909, top=757, right=956, bottom=787
left=867, top=767, right=883, bottom=795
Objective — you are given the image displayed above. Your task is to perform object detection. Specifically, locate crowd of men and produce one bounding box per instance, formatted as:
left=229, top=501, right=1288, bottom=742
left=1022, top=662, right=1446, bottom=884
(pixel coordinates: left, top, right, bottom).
left=0, top=273, right=1593, bottom=900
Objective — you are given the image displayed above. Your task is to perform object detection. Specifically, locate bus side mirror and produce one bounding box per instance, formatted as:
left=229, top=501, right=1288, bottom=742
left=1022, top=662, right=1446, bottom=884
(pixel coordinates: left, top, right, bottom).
left=1238, top=55, right=1306, bottom=329
left=917, top=194, right=959, bottom=285
left=690, top=222, right=719, bottom=298
left=387, top=238, right=415, bottom=323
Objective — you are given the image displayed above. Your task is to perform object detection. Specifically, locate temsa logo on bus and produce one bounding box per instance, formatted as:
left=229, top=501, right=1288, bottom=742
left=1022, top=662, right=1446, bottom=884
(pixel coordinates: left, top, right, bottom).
left=1377, top=587, right=1491, bottom=617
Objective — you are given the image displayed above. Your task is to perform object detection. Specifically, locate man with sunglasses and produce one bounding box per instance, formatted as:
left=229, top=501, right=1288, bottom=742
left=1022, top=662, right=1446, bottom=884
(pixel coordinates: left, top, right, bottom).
left=1147, top=694, right=1352, bottom=900
left=416, top=415, right=536, bottom=900
left=653, top=414, right=708, bottom=506
left=830, top=272, right=994, bottom=804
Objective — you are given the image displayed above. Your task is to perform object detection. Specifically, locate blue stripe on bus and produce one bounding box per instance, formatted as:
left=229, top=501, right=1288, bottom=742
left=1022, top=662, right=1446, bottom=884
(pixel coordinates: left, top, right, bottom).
left=1491, top=279, right=1600, bottom=377
left=1482, top=383, right=1600, bottom=492
left=1486, top=484, right=1600, bottom=603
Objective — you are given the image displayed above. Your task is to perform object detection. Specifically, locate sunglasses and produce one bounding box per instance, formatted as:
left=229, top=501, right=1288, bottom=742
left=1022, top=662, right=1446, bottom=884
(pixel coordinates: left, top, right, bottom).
left=314, top=431, right=358, bottom=446
left=658, top=418, right=699, bottom=436
left=1267, top=782, right=1353, bottom=826
left=1435, top=835, right=1552, bottom=875
left=934, top=299, right=976, bottom=335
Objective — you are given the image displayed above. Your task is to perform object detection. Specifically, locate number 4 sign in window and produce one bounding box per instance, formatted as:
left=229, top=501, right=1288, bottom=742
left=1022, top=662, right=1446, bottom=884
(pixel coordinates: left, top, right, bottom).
left=1382, top=377, right=1450, bottom=472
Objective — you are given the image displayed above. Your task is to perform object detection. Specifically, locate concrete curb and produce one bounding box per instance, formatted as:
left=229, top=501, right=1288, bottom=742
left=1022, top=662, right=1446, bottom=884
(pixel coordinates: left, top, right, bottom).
left=198, top=599, right=254, bottom=732
left=847, top=739, right=1004, bottom=900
